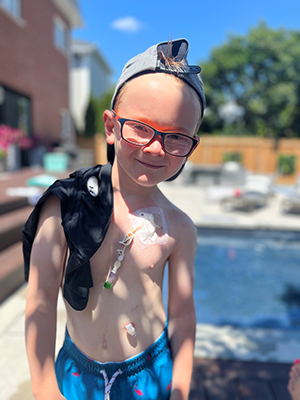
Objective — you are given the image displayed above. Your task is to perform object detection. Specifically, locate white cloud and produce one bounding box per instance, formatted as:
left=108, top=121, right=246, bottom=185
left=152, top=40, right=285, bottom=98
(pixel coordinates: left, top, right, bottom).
left=111, top=16, right=143, bottom=33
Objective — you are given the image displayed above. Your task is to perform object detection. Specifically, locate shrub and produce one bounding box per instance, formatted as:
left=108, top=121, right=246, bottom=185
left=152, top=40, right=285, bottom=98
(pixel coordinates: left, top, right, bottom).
left=278, top=154, right=296, bottom=175
left=223, top=152, right=242, bottom=164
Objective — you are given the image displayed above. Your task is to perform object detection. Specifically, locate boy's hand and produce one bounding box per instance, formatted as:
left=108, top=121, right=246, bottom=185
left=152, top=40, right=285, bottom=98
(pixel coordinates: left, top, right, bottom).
left=170, top=390, right=185, bottom=400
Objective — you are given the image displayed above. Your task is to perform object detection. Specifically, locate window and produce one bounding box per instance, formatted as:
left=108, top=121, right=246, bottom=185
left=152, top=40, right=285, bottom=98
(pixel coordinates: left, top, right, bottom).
left=17, top=96, right=31, bottom=135
left=0, top=85, right=31, bottom=135
left=73, top=54, right=83, bottom=69
left=0, top=0, right=21, bottom=19
left=53, top=16, right=68, bottom=53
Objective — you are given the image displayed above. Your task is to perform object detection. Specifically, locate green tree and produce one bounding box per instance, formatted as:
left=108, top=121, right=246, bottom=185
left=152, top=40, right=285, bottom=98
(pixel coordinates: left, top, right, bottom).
left=200, top=21, right=300, bottom=139
left=83, top=87, right=115, bottom=137
left=96, top=87, right=115, bottom=135
left=84, top=96, right=98, bottom=137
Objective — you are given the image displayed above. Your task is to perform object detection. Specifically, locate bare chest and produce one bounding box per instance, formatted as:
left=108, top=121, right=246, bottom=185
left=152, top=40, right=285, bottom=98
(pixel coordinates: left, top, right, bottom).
left=92, top=205, right=173, bottom=283
left=90, top=223, right=172, bottom=291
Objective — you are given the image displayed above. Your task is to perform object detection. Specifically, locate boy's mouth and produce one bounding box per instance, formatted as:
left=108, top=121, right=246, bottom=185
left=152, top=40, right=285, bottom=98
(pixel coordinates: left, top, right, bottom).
left=136, top=159, right=165, bottom=169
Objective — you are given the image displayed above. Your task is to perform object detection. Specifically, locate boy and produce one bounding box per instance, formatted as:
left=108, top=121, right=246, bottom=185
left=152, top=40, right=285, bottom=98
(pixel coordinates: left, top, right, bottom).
left=23, top=38, right=205, bottom=400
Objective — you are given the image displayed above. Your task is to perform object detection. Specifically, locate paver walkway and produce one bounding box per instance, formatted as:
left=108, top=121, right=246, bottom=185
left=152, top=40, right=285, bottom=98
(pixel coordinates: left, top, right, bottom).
left=190, top=358, right=291, bottom=399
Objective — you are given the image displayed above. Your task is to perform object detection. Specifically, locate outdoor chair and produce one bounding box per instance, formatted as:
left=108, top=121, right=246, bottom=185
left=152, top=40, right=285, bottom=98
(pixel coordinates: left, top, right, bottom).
left=220, top=174, right=273, bottom=212
left=280, top=178, right=300, bottom=214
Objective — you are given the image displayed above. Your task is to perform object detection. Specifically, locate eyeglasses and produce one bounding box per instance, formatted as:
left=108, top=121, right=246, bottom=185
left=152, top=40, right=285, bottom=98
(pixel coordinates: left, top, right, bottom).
left=112, top=110, right=199, bottom=158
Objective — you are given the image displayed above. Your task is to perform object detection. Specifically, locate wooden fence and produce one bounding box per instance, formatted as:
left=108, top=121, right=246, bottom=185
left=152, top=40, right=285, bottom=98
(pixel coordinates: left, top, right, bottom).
left=189, top=136, right=300, bottom=185
left=90, top=134, right=300, bottom=185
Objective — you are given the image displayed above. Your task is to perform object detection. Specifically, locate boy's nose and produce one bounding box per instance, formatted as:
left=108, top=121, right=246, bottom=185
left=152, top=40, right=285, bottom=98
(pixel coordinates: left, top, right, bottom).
left=143, top=136, right=165, bottom=155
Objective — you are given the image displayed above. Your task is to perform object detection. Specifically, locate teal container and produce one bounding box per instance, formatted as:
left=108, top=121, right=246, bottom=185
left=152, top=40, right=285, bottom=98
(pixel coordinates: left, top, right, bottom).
left=43, top=152, right=69, bottom=172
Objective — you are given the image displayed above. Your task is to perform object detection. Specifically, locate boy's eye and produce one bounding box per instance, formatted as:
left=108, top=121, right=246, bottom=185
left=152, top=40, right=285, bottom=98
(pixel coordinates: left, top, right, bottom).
left=133, top=123, right=148, bottom=132
left=165, top=134, right=191, bottom=149
left=168, top=134, right=181, bottom=140
left=167, top=134, right=189, bottom=144
left=126, top=121, right=152, bottom=135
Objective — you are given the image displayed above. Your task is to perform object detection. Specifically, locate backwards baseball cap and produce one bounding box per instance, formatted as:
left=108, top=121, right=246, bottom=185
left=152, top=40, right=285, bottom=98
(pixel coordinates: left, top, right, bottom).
left=111, top=38, right=206, bottom=116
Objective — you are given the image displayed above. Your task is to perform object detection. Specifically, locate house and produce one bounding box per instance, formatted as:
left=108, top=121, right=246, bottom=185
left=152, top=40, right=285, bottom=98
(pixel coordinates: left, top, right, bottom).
left=0, top=0, right=83, bottom=166
left=70, top=39, right=112, bottom=132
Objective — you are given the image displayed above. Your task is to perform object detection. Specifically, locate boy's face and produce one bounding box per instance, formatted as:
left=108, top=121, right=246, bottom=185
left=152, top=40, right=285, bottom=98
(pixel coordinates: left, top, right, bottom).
left=108, top=73, right=201, bottom=187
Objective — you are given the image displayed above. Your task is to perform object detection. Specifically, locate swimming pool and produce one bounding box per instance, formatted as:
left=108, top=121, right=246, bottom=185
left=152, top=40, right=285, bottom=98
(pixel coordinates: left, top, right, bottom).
left=164, top=229, right=300, bottom=330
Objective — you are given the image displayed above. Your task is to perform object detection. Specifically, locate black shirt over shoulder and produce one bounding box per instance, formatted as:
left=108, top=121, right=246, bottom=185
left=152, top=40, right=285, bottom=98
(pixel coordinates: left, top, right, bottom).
left=22, top=163, right=113, bottom=311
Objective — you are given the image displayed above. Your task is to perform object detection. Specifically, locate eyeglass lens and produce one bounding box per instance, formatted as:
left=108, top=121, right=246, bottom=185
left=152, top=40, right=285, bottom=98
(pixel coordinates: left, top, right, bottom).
left=123, top=120, right=193, bottom=156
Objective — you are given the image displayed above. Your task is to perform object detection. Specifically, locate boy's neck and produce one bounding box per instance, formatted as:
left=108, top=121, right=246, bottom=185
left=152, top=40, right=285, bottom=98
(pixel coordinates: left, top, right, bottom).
left=111, top=162, right=160, bottom=203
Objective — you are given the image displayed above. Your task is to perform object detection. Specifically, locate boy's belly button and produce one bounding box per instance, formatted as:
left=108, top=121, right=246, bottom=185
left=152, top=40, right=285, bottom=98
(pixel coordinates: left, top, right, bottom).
left=102, top=334, right=108, bottom=349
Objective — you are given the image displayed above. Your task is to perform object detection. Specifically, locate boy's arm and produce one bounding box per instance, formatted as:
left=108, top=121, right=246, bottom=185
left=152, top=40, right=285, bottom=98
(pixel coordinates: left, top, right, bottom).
left=25, top=195, right=67, bottom=400
left=168, top=215, right=197, bottom=400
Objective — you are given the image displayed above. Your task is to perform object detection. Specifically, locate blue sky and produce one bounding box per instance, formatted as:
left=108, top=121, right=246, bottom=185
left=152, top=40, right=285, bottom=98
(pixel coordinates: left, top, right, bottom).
left=73, top=0, right=300, bottom=85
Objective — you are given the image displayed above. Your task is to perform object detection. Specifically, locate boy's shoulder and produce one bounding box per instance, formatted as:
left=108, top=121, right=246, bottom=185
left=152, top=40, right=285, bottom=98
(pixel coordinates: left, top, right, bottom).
left=158, top=191, right=196, bottom=235
left=43, top=163, right=113, bottom=205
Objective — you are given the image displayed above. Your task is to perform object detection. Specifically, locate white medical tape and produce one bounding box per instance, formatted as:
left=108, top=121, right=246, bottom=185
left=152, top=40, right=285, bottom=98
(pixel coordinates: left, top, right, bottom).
left=128, top=207, right=168, bottom=250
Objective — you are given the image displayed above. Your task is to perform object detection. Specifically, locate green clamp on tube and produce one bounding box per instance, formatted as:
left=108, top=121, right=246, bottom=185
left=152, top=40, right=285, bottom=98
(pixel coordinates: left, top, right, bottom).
left=103, top=229, right=137, bottom=290
left=104, top=268, right=117, bottom=289
left=104, top=281, right=113, bottom=289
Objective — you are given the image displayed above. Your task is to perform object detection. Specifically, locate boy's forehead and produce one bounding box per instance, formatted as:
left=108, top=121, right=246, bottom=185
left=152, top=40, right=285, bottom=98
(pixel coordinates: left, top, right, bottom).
left=120, top=73, right=200, bottom=106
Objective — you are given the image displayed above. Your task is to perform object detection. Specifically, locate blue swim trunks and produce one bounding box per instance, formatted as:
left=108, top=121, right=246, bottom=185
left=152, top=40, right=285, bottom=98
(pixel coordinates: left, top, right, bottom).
left=55, top=327, right=173, bottom=400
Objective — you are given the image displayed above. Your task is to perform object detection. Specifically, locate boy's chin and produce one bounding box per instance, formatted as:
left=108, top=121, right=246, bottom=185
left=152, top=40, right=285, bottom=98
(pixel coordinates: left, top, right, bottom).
left=135, top=171, right=179, bottom=186
left=135, top=175, right=162, bottom=187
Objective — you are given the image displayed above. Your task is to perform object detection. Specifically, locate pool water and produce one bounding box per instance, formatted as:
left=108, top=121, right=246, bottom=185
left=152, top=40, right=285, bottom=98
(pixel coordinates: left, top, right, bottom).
left=163, top=230, right=300, bottom=330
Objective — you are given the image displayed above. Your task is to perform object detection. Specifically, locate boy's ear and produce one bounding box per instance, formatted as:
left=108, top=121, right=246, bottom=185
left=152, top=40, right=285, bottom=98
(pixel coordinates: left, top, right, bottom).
left=103, top=110, right=115, bottom=145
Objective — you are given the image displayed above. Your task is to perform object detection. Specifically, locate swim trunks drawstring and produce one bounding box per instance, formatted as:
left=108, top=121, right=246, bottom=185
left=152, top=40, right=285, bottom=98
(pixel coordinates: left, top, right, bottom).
left=100, top=368, right=123, bottom=400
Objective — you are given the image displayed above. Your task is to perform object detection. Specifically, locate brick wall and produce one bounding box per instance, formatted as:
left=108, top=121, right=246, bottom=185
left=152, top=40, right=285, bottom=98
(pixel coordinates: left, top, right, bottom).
left=0, top=0, right=70, bottom=143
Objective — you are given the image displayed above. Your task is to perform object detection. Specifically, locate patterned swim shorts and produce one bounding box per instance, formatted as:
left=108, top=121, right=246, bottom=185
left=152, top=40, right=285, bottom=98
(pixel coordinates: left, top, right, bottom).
left=55, top=326, right=173, bottom=399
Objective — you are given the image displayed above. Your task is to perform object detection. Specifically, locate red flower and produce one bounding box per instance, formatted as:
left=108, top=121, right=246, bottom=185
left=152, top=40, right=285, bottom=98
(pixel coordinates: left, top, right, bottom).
left=0, top=124, right=34, bottom=153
